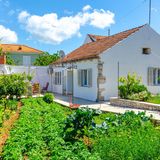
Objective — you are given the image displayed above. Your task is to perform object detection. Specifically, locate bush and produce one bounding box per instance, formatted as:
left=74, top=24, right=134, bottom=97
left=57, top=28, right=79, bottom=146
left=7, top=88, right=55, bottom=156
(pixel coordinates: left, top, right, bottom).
left=0, top=73, right=28, bottom=99
left=119, top=73, right=150, bottom=101
left=63, top=108, right=95, bottom=141
left=43, top=93, right=54, bottom=103
left=128, top=91, right=151, bottom=101
left=34, top=52, right=60, bottom=66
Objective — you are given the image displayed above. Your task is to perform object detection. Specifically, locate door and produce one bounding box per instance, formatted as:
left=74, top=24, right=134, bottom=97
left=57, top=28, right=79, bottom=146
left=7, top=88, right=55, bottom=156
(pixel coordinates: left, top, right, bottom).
left=67, top=70, right=73, bottom=94
left=23, top=56, right=31, bottom=66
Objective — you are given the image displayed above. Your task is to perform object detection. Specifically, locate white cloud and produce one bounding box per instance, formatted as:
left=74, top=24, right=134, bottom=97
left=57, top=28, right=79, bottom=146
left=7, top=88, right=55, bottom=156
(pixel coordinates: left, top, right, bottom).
left=0, top=25, right=18, bottom=43
left=83, top=5, right=92, bottom=12
left=18, top=11, right=30, bottom=22
left=18, top=6, right=115, bottom=44
left=89, top=10, right=114, bottom=29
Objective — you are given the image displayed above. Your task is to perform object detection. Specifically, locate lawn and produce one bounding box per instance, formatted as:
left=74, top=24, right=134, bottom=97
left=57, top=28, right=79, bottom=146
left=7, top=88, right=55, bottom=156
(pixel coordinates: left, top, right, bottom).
left=1, top=97, right=160, bottom=160
left=147, top=95, right=160, bottom=104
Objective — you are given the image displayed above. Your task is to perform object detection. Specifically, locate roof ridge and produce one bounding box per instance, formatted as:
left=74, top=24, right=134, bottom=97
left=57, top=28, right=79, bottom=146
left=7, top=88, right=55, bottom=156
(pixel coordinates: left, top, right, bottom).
left=0, top=44, right=43, bottom=53
left=109, top=24, right=146, bottom=37
left=88, top=24, right=146, bottom=38
left=88, top=34, right=107, bottom=37
left=53, top=24, right=147, bottom=64
left=22, top=45, right=43, bottom=53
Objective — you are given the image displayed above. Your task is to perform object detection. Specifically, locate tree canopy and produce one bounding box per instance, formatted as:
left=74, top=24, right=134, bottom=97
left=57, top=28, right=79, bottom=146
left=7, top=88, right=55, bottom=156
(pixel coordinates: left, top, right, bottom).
left=34, top=52, right=60, bottom=66
left=0, top=48, right=15, bottom=65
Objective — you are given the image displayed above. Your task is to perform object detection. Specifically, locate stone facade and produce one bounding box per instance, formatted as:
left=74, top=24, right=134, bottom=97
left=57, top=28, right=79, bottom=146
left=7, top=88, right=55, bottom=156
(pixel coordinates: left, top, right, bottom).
left=110, top=97, right=160, bottom=111
left=97, top=60, right=106, bottom=101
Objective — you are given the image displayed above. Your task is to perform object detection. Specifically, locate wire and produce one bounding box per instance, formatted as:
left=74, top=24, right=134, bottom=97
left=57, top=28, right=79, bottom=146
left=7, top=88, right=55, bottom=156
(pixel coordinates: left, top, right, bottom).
left=116, top=0, right=147, bottom=24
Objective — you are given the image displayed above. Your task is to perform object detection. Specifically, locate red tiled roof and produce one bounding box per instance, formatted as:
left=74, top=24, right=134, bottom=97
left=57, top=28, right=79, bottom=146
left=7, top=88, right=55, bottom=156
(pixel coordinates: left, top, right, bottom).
left=0, top=44, right=43, bottom=54
left=54, top=25, right=145, bottom=64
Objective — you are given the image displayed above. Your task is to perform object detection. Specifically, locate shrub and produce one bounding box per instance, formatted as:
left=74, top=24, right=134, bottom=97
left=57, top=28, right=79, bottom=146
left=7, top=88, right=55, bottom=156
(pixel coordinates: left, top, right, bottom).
left=34, top=52, right=60, bottom=66
left=63, top=108, right=95, bottom=142
left=43, top=93, right=54, bottom=103
left=119, top=73, right=150, bottom=101
left=128, top=91, right=151, bottom=101
left=0, top=73, right=28, bottom=99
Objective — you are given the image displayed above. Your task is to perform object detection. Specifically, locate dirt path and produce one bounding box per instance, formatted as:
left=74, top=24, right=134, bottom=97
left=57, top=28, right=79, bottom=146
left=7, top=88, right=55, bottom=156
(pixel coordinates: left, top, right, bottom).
left=0, top=101, right=22, bottom=154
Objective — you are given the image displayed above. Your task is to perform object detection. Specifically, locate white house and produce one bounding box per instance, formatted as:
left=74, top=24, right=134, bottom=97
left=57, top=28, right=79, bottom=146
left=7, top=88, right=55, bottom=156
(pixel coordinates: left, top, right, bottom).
left=51, top=24, right=160, bottom=101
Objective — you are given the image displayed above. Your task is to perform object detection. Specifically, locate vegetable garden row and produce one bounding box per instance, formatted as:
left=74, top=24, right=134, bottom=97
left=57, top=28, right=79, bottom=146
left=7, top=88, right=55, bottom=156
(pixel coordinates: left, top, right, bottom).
left=1, top=97, right=160, bottom=160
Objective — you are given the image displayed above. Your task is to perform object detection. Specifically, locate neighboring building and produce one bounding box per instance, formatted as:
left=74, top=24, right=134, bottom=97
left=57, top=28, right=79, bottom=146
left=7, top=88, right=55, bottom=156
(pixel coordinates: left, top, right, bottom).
left=0, top=44, right=43, bottom=65
left=51, top=24, right=160, bottom=101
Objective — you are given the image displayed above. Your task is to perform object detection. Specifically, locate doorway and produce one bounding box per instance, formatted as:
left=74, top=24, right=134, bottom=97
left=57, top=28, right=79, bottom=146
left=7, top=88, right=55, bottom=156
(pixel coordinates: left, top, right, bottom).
left=67, top=70, right=73, bottom=94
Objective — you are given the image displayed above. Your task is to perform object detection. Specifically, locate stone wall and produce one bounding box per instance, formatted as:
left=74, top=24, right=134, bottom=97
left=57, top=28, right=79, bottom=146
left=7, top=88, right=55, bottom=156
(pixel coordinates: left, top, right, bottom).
left=110, top=97, right=160, bottom=111
left=97, top=60, right=106, bottom=101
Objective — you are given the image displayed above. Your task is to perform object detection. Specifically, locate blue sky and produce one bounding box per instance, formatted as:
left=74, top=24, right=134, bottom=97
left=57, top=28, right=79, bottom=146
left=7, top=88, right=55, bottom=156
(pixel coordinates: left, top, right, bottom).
left=0, top=0, right=159, bottom=54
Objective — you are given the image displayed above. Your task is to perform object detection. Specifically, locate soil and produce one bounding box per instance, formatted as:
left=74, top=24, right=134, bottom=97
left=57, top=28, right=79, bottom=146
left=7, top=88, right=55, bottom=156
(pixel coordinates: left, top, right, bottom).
left=0, top=101, right=22, bottom=155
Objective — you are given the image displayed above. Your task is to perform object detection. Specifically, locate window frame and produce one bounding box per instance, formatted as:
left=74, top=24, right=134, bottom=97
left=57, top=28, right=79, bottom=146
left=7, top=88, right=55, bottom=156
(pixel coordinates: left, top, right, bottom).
left=142, top=48, right=151, bottom=55
left=149, top=68, right=160, bottom=86
left=81, top=69, right=89, bottom=87
left=153, top=68, right=160, bottom=86
left=55, top=71, right=61, bottom=85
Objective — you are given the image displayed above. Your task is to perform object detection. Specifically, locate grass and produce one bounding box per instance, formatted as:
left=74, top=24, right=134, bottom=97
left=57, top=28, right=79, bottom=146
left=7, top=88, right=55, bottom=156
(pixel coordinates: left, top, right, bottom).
left=147, top=94, right=160, bottom=104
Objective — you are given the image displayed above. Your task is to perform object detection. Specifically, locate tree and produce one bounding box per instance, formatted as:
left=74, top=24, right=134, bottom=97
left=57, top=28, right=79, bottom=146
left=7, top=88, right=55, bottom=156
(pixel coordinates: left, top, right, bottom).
left=6, top=54, right=15, bottom=65
left=34, top=52, right=60, bottom=66
left=0, top=48, right=15, bottom=65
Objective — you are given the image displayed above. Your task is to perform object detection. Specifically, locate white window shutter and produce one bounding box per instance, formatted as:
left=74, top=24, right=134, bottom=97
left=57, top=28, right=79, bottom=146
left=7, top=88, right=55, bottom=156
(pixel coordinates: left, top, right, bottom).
left=78, top=70, right=81, bottom=86
left=148, top=67, right=153, bottom=86
left=88, top=68, right=92, bottom=87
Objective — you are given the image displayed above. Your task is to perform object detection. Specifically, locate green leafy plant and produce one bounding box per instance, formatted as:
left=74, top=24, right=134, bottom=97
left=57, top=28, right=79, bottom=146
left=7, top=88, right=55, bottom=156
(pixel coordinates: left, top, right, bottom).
left=119, top=73, right=150, bottom=101
left=34, top=52, right=60, bottom=66
left=6, top=54, right=15, bottom=65
left=0, top=73, right=28, bottom=99
left=128, top=90, right=151, bottom=101
left=43, top=93, right=54, bottom=103
left=93, top=112, right=160, bottom=160
left=2, top=98, right=160, bottom=160
left=2, top=98, right=99, bottom=159
left=0, top=48, right=15, bottom=65
left=63, top=108, right=95, bottom=142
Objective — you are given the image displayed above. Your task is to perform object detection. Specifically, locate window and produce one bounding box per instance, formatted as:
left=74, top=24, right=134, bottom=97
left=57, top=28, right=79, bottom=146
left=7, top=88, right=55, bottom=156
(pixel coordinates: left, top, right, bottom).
left=55, top=72, right=61, bottom=85
left=23, top=56, right=31, bottom=66
left=81, top=70, right=88, bottom=86
left=78, top=69, right=92, bottom=87
left=142, top=48, right=151, bottom=55
left=148, top=68, right=160, bottom=86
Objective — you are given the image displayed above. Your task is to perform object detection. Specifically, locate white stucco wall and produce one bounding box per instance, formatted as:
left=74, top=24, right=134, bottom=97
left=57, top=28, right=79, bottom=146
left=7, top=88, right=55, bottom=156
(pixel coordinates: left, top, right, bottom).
left=0, top=65, right=51, bottom=91
left=73, top=59, right=98, bottom=101
left=100, top=25, right=160, bottom=100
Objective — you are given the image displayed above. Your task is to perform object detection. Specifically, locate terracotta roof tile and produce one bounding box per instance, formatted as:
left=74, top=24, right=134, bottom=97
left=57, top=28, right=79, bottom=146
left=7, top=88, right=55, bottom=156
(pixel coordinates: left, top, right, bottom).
left=0, top=44, right=43, bottom=54
left=54, top=24, right=146, bottom=64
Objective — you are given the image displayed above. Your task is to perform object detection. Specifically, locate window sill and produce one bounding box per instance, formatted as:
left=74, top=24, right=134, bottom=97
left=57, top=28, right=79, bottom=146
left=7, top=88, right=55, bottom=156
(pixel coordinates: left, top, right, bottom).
left=81, top=85, right=89, bottom=88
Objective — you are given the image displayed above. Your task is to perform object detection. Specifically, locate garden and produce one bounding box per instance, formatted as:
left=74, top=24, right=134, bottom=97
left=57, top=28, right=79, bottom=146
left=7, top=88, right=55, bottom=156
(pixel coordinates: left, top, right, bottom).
left=119, top=73, right=160, bottom=104
left=0, top=73, right=160, bottom=159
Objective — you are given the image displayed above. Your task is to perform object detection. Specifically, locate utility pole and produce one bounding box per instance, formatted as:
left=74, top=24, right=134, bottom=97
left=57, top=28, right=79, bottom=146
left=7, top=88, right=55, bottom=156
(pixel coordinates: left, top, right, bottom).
left=149, top=0, right=152, bottom=26
left=108, top=29, right=110, bottom=36
left=117, top=61, right=120, bottom=98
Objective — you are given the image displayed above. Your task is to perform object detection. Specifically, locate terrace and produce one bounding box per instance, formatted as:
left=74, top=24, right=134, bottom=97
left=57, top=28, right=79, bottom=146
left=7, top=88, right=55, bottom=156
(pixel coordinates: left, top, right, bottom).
left=53, top=93, right=160, bottom=122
